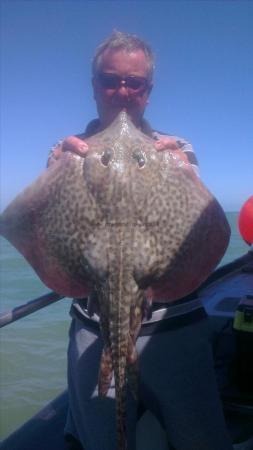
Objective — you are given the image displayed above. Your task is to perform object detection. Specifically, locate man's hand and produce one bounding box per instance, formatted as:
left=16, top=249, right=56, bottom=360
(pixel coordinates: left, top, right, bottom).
left=154, top=136, right=180, bottom=152
left=154, top=136, right=189, bottom=164
left=62, top=136, right=89, bottom=156
left=47, top=136, right=89, bottom=167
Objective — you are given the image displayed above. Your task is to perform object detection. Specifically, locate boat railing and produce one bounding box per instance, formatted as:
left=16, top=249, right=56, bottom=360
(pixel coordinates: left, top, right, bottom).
left=0, top=291, right=64, bottom=328
left=1, top=250, right=252, bottom=329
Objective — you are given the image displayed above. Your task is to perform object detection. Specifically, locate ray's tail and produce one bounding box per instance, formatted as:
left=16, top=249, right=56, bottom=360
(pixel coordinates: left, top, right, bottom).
left=98, top=273, right=143, bottom=450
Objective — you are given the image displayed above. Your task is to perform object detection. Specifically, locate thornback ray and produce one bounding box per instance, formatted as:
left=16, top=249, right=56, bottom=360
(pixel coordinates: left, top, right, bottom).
left=0, top=111, right=230, bottom=450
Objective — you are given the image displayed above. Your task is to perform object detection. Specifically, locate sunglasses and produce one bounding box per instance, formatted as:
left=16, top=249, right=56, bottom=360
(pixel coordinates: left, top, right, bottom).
left=97, top=72, right=149, bottom=92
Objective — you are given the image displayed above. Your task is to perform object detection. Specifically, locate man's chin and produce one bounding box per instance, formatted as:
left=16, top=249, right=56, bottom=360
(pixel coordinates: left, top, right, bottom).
left=101, top=107, right=141, bottom=128
left=105, top=107, right=129, bottom=124
left=112, top=106, right=140, bottom=123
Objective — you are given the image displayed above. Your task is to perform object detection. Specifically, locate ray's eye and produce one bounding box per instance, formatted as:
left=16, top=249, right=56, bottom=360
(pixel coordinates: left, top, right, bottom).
left=132, top=149, right=146, bottom=168
left=101, top=149, right=112, bottom=166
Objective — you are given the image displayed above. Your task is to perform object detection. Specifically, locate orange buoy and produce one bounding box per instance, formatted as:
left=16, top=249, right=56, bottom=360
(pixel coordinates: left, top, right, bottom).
left=238, top=196, right=253, bottom=245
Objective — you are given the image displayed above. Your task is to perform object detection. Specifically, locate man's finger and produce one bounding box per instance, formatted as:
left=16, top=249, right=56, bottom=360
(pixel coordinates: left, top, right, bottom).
left=154, top=137, right=179, bottom=151
left=62, top=136, right=89, bottom=156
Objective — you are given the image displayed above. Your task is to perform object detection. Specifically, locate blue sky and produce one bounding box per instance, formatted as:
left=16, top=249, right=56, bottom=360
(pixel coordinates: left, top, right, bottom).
left=1, top=1, right=252, bottom=211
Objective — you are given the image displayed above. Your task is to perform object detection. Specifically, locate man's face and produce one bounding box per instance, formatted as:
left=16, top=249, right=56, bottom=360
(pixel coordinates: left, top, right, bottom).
left=92, top=49, right=153, bottom=128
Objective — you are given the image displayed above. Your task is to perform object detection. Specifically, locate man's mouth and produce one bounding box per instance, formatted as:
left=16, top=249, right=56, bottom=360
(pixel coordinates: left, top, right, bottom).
left=112, top=100, right=133, bottom=109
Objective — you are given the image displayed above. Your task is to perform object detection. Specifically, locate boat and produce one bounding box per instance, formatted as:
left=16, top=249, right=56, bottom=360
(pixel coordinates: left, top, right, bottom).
left=0, top=248, right=252, bottom=450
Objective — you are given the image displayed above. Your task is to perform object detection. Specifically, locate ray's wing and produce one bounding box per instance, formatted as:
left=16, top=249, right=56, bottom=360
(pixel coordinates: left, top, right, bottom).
left=131, top=160, right=231, bottom=303
left=0, top=152, right=97, bottom=298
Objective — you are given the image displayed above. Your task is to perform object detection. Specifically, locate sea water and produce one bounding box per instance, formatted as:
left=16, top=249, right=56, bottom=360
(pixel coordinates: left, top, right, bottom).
left=0, top=212, right=249, bottom=439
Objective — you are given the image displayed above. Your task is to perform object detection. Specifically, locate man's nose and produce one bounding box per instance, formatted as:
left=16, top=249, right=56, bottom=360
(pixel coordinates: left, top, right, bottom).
left=117, top=82, right=129, bottom=96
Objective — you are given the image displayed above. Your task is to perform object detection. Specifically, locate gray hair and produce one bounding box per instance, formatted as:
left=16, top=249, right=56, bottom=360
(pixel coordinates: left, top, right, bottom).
left=92, top=30, right=155, bottom=81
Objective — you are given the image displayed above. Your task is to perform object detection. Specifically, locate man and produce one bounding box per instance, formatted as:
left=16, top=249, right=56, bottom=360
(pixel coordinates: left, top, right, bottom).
left=49, top=31, right=233, bottom=450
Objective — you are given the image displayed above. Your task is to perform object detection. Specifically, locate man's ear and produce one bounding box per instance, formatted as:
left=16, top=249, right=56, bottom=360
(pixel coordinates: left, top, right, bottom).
left=147, top=82, right=153, bottom=96
left=145, top=82, right=153, bottom=104
left=92, top=77, right=97, bottom=100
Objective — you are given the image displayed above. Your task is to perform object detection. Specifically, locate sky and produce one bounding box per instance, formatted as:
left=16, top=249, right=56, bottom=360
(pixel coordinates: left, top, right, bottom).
left=1, top=0, right=252, bottom=212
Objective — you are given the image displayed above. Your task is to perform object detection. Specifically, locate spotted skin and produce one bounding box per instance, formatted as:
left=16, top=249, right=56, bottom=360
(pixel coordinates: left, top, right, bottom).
left=0, top=112, right=230, bottom=450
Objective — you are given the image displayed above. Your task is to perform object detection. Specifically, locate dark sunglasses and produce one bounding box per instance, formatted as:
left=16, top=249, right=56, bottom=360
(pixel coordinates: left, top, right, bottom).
left=97, top=72, right=149, bottom=92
